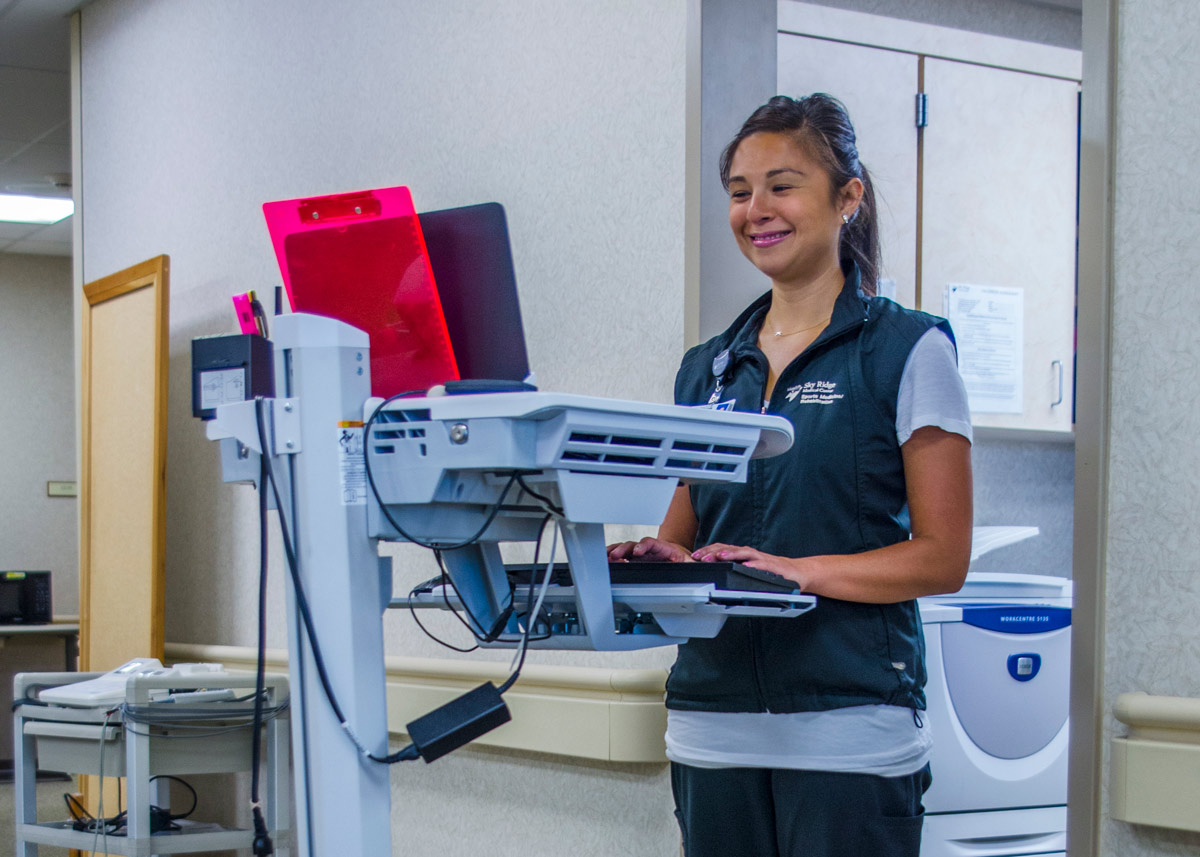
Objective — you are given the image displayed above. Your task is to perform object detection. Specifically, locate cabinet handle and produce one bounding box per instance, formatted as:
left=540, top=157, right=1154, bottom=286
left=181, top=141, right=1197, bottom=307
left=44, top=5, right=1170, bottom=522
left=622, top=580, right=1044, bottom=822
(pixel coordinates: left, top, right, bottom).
left=1051, top=359, right=1064, bottom=407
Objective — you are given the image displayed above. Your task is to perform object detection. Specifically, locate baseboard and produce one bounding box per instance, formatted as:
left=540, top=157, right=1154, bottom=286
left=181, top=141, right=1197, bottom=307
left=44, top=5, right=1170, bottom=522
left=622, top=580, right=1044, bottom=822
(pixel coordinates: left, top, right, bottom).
left=164, top=642, right=670, bottom=764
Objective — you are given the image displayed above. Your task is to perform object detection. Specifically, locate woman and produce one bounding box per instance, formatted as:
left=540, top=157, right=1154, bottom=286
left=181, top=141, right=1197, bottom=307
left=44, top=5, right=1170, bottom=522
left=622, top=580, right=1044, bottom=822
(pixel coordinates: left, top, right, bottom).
left=609, top=94, right=973, bottom=857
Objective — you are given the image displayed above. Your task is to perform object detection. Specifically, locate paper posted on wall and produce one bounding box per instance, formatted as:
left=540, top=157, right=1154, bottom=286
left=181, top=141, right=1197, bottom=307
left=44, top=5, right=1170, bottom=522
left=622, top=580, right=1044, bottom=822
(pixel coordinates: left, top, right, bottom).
left=944, top=284, right=1024, bottom=414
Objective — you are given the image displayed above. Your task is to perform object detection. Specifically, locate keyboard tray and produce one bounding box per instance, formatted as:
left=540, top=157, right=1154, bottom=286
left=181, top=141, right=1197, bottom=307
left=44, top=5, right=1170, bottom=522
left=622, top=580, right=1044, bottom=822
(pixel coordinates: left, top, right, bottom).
left=505, top=560, right=799, bottom=594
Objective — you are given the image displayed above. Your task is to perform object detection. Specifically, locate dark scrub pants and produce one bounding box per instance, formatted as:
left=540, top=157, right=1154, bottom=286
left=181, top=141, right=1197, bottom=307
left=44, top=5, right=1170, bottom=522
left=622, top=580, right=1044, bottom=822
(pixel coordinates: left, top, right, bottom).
left=670, top=763, right=932, bottom=857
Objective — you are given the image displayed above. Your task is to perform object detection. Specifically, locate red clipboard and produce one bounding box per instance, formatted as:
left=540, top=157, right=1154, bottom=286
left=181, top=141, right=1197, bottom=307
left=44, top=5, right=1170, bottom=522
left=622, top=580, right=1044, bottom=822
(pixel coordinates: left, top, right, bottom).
left=263, top=186, right=459, bottom=397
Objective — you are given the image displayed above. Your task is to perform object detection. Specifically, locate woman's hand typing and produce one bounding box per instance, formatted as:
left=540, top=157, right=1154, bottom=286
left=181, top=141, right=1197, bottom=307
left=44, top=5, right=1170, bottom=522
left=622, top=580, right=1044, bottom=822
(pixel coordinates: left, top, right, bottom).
left=691, top=544, right=810, bottom=589
left=607, top=537, right=694, bottom=563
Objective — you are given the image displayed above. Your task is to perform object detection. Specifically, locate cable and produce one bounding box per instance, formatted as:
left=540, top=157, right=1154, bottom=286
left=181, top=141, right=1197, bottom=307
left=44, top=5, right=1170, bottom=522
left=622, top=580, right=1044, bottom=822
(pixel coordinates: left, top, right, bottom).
left=369, top=742, right=421, bottom=765
left=120, top=701, right=288, bottom=728
left=522, top=513, right=555, bottom=627
left=432, top=550, right=520, bottom=644
left=499, top=519, right=559, bottom=693
left=516, top=514, right=558, bottom=646
left=151, top=775, right=198, bottom=821
left=64, top=793, right=90, bottom=825
left=255, top=393, right=562, bottom=766
left=92, top=707, right=116, bottom=855
left=514, top=474, right=564, bottom=517
left=120, top=723, right=274, bottom=742
left=405, top=576, right=479, bottom=653
left=254, top=398, right=416, bottom=766
left=251, top=446, right=273, bottom=856
left=68, top=775, right=198, bottom=836
left=405, top=512, right=559, bottom=684
left=12, top=685, right=53, bottom=711
left=254, top=399, right=352, bottom=734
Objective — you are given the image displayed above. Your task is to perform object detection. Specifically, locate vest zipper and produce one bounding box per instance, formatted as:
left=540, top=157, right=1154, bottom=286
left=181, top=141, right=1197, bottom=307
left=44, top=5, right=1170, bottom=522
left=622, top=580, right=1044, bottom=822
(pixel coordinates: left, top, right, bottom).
left=748, top=314, right=866, bottom=712
left=747, top=451, right=770, bottom=710
left=748, top=358, right=771, bottom=710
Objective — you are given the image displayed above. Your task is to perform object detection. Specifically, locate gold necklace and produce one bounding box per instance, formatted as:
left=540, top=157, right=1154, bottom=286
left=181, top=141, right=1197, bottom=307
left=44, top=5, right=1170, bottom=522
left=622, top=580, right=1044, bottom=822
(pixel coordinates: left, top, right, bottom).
left=763, top=315, right=831, bottom=338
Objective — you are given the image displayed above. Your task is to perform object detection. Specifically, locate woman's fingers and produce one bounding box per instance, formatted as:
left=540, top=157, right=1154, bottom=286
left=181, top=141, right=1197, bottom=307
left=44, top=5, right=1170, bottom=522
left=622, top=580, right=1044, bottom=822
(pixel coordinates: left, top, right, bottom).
left=609, top=537, right=692, bottom=562
left=692, top=543, right=758, bottom=562
left=606, top=541, right=637, bottom=560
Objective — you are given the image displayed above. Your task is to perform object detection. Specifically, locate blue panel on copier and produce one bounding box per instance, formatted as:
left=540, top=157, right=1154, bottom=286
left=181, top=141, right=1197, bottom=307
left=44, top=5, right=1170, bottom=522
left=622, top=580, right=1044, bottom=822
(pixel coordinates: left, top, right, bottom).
left=958, top=605, right=1071, bottom=634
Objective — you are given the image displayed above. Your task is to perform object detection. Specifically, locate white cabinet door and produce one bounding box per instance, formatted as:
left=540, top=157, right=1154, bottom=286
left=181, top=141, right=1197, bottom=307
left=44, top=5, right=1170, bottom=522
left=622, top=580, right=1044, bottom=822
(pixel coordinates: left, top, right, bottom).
left=921, top=58, right=1078, bottom=433
left=777, top=33, right=919, bottom=307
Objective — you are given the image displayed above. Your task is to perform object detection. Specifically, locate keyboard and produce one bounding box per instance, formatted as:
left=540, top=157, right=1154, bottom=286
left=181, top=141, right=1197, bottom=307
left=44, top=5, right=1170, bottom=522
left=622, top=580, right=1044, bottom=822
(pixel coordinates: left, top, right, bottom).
left=504, top=560, right=800, bottom=593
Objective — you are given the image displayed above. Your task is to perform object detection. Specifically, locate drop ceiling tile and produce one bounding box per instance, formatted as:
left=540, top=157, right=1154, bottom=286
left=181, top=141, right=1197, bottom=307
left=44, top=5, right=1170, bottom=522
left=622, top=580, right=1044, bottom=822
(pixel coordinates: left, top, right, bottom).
left=0, top=221, right=40, bottom=240
left=43, top=123, right=71, bottom=146
left=0, top=142, right=72, bottom=193
left=31, top=215, right=73, bottom=241
left=0, top=138, right=27, bottom=159
left=0, top=67, right=70, bottom=142
left=0, top=0, right=74, bottom=73
left=3, top=237, right=73, bottom=257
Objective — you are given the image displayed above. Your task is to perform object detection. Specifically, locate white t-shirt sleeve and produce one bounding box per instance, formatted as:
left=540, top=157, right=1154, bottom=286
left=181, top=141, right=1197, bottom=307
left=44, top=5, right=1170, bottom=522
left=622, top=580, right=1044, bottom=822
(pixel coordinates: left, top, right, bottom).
left=895, top=327, right=973, bottom=446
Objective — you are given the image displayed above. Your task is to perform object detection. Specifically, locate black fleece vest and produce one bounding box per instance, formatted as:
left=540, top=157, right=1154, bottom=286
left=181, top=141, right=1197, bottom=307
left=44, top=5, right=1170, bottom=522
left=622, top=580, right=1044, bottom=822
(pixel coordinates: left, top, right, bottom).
left=667, top=266, right=951, bottom=713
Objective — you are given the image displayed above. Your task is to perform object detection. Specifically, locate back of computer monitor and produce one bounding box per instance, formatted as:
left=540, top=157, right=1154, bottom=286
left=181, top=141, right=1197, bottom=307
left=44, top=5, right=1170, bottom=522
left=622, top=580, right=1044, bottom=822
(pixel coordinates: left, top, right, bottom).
left=418, top=202, right=531, bottom=384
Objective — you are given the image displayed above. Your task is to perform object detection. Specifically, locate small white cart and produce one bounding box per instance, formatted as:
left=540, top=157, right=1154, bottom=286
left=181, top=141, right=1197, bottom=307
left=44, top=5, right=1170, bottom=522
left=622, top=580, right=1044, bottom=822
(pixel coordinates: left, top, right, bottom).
left=12, top=669, right=289, bottom=856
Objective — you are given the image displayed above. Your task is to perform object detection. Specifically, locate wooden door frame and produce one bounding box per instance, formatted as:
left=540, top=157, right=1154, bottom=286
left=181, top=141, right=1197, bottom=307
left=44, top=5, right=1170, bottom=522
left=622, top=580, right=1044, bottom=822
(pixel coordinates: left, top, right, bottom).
left=79, top=255, right=170, bottom=670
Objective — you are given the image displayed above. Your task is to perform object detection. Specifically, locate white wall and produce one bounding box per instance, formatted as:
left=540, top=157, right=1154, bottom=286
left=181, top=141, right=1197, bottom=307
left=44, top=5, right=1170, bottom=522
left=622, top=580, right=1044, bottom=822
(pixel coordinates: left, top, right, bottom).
left=0, top=252, right=77, bottom=615
left=1099, top=0, right=1200, bottom=853
left=78, top=1, right=691, bottom=853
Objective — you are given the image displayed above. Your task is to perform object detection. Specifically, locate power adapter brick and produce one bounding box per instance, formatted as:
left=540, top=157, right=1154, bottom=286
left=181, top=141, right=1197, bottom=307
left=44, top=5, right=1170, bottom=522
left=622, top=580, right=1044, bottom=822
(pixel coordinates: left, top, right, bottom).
left=405, top=682, right=511, bottom=763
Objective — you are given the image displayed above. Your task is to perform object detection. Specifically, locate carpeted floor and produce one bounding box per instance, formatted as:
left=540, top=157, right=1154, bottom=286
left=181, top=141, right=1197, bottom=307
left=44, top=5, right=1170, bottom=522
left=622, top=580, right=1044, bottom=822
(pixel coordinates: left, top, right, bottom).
left=1, top=774, right=79, bottom=857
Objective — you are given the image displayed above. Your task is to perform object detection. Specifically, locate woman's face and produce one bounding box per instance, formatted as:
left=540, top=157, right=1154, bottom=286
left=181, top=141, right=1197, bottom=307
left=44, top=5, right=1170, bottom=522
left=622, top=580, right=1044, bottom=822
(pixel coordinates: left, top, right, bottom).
left=726, top=131, right=859, bottom=288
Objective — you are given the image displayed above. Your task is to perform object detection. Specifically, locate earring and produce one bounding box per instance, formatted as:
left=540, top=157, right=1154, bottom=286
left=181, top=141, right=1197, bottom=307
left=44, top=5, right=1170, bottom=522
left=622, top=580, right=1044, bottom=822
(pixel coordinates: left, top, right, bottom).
left=841, top=213, right=850, bottom=225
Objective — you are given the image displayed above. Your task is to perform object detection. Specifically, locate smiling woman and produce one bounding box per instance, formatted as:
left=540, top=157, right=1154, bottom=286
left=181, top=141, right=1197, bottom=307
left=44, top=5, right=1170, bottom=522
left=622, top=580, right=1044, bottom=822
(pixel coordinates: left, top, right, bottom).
left=721, top=94, right=877, bottom=298
left=609, top=93, right=974, bottom=857
left=724, top=132, right=860, bottom=306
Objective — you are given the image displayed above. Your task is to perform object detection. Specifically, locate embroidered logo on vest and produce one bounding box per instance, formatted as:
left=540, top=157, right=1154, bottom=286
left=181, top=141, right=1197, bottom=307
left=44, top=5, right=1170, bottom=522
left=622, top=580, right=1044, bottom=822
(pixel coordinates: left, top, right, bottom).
left=787, top=380, right=844, bottom=405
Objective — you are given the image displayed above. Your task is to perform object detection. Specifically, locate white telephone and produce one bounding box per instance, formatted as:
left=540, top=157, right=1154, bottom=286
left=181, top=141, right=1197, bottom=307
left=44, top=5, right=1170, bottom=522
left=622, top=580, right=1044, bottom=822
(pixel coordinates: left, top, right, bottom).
left=38, top=658, right=226, bottom=707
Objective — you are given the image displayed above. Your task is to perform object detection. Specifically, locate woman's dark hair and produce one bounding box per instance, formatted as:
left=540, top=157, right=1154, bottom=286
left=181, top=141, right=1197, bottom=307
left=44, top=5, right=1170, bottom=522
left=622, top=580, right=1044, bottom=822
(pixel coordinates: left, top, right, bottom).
left=719, top=94, right=880, bottom=296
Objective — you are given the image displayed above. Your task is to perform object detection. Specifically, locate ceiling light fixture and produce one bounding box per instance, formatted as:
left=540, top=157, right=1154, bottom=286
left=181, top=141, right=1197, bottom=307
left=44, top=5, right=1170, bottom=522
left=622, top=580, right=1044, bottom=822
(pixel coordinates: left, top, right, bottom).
left=0, top=193, right=74, bottom=224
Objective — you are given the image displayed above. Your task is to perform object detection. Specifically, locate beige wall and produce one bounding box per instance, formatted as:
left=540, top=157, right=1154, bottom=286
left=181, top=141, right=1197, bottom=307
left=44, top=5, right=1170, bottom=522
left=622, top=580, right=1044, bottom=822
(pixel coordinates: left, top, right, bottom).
left=77, top=1, right=690, bottom=852
left=0, top=252, right=77, bottom=615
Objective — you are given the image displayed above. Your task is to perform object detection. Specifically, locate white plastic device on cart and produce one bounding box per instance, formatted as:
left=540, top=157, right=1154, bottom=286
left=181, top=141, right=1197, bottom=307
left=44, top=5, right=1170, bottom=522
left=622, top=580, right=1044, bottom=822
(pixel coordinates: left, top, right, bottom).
left=37, top=658, right=228, bottom=707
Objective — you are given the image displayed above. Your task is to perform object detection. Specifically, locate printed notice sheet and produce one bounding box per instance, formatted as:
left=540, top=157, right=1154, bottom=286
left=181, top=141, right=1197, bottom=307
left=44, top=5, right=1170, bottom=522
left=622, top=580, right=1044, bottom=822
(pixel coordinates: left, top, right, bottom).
left=944, top=284, right=1023, bottom=414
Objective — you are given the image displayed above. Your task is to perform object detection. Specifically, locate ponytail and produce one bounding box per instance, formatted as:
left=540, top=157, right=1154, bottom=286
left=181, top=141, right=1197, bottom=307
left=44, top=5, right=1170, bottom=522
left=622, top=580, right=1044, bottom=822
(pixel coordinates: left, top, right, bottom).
left=841, top=165, right=880, bottom=296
